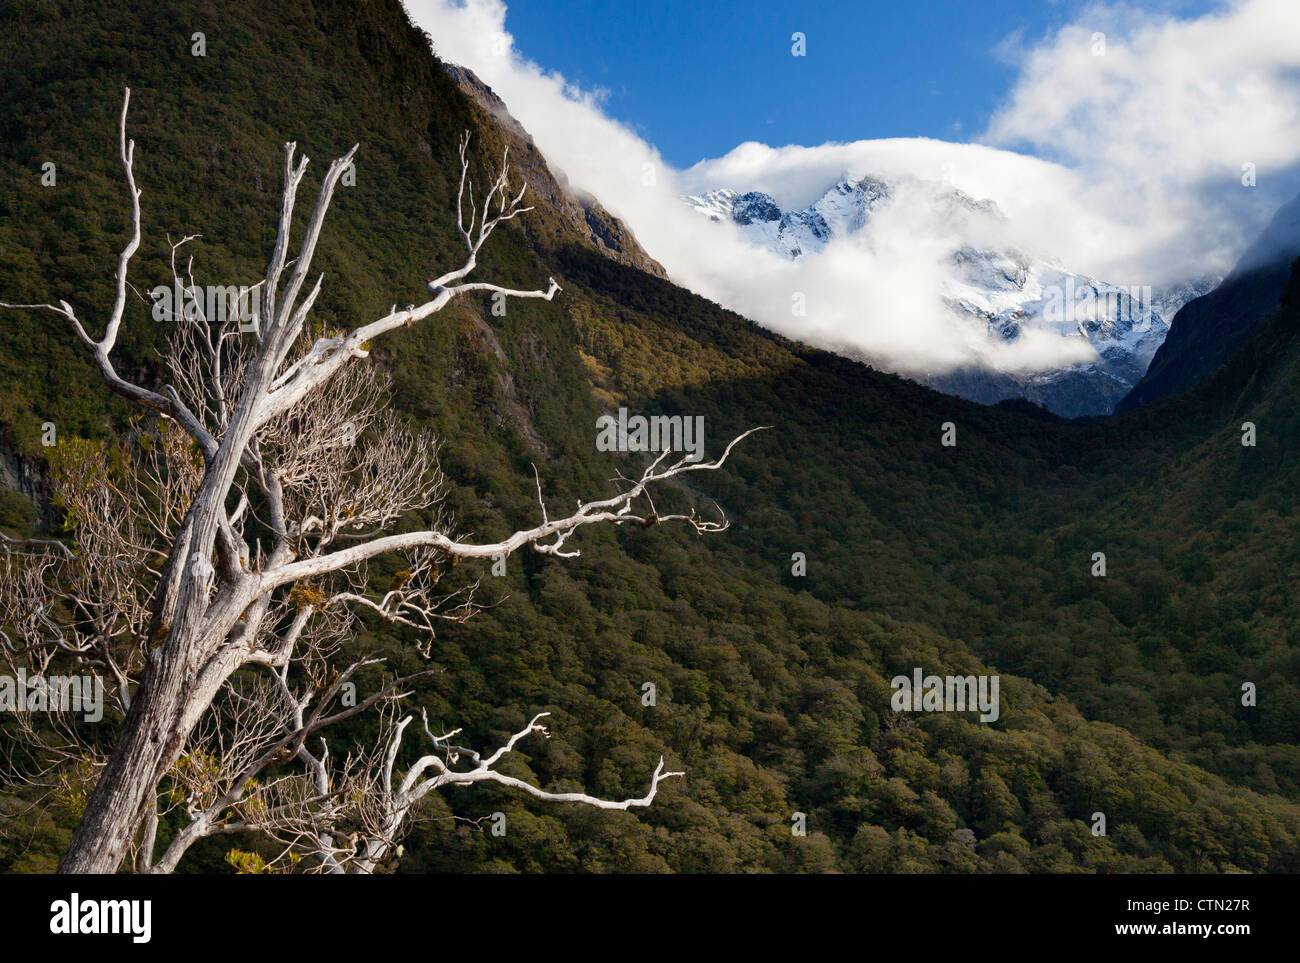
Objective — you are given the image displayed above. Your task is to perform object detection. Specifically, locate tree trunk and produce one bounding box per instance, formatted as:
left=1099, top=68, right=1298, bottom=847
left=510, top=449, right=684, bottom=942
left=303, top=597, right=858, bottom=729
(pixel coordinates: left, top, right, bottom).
left=57, top=636, right=199, bottom=872
left=59, top=450, right=248, bottom=871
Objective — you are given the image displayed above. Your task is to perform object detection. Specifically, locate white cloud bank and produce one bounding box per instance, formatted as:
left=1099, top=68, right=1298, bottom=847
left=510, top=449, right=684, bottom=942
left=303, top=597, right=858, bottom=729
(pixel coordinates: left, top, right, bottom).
left=404, top=0, right=1300, bottom=377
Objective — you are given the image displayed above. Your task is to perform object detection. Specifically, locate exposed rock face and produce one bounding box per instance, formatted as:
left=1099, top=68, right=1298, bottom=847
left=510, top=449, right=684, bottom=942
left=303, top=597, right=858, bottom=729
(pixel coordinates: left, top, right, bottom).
left=444, top=64, right=666, bottom=279
left=0, top=437, right=42, bottom=502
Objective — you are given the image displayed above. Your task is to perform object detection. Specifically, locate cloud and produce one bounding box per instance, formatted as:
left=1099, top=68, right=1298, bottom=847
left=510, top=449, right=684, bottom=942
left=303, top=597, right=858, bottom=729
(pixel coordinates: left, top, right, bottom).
left=985, top=0, right=1300, bottom=276
left=404, top=0, right=1300, bottom=378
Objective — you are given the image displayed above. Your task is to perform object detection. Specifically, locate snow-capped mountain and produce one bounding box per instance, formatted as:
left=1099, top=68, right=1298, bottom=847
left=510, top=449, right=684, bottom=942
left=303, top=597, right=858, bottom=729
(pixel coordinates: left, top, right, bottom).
left=685, top=176, right=1216, bottom=417
left=690, top=178, right=894, bottom=259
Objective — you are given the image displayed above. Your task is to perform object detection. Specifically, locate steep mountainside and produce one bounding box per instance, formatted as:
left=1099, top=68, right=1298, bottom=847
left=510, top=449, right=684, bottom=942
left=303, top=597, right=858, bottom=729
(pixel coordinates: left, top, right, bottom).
left=1118, top=192, right=1300, bottom=412
left=2, top=0, right=1300, bottom=874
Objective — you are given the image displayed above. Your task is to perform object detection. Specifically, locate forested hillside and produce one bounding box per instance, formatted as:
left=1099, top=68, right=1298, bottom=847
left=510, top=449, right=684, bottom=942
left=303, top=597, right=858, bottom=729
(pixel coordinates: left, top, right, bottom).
left=1, top=0, right=1298, bottom=873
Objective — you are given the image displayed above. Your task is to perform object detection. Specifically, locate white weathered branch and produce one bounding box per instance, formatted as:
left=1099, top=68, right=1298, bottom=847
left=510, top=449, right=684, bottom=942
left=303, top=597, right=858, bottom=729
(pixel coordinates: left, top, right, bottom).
left=261, top=426, right=764, bottom=592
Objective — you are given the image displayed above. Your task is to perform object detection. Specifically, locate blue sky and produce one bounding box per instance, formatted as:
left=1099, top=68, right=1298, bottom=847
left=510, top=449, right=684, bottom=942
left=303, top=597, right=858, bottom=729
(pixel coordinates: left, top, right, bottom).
left=501, top=0, right=1219, bottom=167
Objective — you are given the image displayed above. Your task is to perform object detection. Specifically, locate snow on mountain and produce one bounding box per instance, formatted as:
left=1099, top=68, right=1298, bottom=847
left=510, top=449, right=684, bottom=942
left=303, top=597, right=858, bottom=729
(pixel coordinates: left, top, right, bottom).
left=688, top=177, right=891, bottom=259
left=684, top=175, right=1217, bottom=417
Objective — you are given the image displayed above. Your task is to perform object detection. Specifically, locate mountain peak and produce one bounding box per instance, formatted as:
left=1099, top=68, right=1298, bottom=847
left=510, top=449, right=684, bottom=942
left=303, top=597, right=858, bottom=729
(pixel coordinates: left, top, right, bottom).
left=684, top=171, right=1214, bottom=416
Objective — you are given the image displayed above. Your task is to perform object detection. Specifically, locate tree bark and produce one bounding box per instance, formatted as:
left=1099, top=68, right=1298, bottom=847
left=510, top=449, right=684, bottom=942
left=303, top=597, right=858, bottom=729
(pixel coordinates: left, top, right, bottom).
left=58, top=638, right=197, bottom=872
left=60, top=423, right=254, bottom=871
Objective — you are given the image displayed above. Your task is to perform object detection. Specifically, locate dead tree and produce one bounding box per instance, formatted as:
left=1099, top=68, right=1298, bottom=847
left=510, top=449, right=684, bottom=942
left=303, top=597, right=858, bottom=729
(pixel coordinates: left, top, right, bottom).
left=0, top=89, right=758, bottom=873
